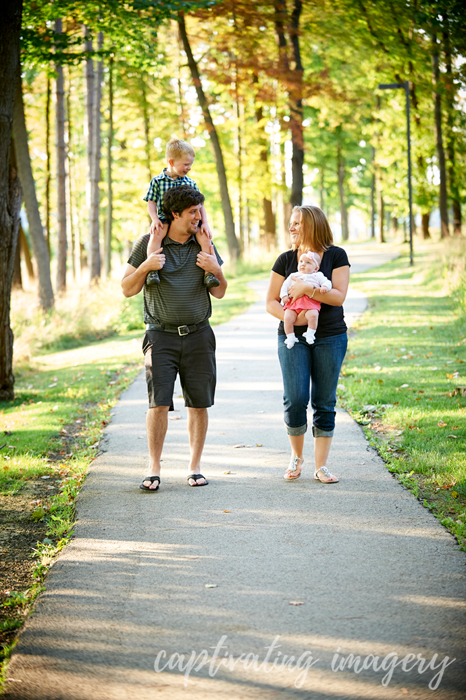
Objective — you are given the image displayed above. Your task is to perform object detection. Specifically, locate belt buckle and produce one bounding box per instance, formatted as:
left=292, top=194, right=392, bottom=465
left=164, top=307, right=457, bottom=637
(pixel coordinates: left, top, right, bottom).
left=178, top=325, right=190, bottom=336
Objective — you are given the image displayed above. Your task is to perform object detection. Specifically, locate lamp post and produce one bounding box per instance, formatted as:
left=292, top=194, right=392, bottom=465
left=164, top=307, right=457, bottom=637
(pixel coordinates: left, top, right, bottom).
left=378, top=81, right=414, bottom=266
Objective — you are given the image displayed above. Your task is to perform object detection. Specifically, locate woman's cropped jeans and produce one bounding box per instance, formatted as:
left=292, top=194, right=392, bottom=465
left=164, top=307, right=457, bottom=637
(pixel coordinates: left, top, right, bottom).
left=277, top=332, right=347, bottom=437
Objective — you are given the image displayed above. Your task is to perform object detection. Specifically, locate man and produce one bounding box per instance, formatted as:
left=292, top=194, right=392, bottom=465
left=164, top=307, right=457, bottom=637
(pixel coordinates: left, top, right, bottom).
left=121, top=186, right=227, bottom=491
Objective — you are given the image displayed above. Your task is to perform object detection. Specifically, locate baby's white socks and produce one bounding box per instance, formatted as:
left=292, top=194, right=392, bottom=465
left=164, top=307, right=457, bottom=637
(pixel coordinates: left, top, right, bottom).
left=304, top=328, right=316, bottom=345
left=285, top=333, right=297, bottom=349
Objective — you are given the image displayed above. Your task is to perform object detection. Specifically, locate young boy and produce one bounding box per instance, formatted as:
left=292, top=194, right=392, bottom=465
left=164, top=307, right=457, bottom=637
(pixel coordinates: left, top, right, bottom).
left=143, top=138, right=219, bottom=288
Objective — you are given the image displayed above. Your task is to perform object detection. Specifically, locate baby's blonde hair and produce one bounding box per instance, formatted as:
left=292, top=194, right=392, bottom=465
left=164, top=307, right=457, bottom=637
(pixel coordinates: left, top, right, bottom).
left=166, top=138, right=195, bottom=161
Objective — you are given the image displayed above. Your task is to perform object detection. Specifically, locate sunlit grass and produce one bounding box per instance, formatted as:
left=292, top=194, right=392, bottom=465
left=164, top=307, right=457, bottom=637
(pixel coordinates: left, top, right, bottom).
left=341, top=238, right=466, bottom=548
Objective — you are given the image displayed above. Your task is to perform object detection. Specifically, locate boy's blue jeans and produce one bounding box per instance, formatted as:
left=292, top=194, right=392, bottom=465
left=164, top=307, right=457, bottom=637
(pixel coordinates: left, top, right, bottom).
left=277, top=332, right=348, bottom=437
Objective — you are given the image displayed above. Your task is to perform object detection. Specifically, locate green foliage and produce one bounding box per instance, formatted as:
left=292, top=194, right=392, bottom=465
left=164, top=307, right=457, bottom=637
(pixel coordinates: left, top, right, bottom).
left=341, top=240, right=466, bottom=548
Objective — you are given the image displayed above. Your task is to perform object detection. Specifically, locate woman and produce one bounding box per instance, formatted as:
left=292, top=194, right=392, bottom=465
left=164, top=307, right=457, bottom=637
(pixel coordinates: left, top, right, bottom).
left=266, top=205, right=350, bottom=483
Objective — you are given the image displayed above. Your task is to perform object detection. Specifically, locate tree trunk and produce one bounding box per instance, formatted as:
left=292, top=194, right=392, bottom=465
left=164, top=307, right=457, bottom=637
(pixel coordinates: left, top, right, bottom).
left=178, top=12, right=239, bottom=261
left=432, top=31, right=449, bottom=238
left=234, top=83, right=244, bottom=254
left=254, top=86, right=276, bottom=251
left=55, top=19, right=67, bottom=293
left=319, top=166, right=325, bottom=214
left=89, top=31, right=103, bottom=282
left=66, top=68, right=76, bottom=280
left=141, top=77, right=151, bottom=183
left=20, top=224, right=34, bottom=281
left=289, top=0, right=304, bottom=207
left=0, top=142, right=22, bottom=399
left=443, top=24, right=462, bottom=235
left=104, top=53, right=113, bottom=278
left=0, top=0, right=22, bottom=400
left=370, top=147, right=376, bottom=238
left=274, top=0, right=304, bottom=208
left=421, top=212, right=431, bottom=239
left=45, top=75, right=51, bottom=255
left=175, top=26, right=188, bottom=138
left=13, top=75, right=54, bottom=310
left=12, top=224, right=22, bottom=289
left=377, top=180, right=385, bottom=244
left=84, top=26, right=94, bottom=274
left=392, top=216, right=398, bottom=236
left=337, top=144, right=349, bottom=241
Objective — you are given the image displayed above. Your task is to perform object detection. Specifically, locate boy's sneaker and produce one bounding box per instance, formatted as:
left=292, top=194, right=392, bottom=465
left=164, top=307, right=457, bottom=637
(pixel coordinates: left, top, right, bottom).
left=146, top=271, right=160, bottom=286
left=204, top=272, right=220, bottom=288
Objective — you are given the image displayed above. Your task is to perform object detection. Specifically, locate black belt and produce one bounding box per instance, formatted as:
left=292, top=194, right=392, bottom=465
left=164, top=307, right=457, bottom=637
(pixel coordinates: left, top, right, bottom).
left=145, top=320, right=210, bottom=336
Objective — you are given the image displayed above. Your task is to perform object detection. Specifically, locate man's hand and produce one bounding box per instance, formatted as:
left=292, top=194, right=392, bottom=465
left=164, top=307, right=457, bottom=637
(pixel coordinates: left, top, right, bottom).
left=147, top=247, right=166, bottom=271
left=150, top=217, right=163, bottom=236
left=196, top=244, right=220, bottom=275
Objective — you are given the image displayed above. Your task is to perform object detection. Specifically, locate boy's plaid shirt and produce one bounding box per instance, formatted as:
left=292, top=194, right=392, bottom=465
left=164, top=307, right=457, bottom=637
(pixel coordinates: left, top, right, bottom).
left=143, top=168, right=199, bottom=222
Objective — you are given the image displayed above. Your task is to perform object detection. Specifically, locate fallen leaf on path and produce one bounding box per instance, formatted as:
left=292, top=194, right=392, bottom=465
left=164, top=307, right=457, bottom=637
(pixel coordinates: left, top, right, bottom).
left=223, top=510, right=229, bottom=513
left=438, top=420, right=447, bottom=428
left=205, top=584, right=218, bottom=588
left=169, top=416, right=181, bottom=421
left=233, top=444, right=245, bottom=448
left=289, top=601, right=304, bottom=606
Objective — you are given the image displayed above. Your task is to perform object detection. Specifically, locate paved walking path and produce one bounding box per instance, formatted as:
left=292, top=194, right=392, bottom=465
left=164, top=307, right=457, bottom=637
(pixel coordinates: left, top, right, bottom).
left=4, top=249, right=466, bottom=699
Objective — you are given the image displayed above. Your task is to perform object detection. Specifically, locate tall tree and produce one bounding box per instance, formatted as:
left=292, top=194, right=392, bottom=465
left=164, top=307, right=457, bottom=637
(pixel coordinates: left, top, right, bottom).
left=0, top=0, right=23, bottom=401
left=55, top=18, right=67, bottom=292
left=88, top=30, right=103, bottom=282
left=274, top=0, right=304, bottom=207
left=432, top=30, right=449, bottom=238
left=443, top=19, right=461, bottom=235
left=104, top=53, right=114, bottom=277
left=178, top=11, right=239, bottom=261
left=337, top=142, right=349, bottom=241
left=13, top=76, right=54, bottom=310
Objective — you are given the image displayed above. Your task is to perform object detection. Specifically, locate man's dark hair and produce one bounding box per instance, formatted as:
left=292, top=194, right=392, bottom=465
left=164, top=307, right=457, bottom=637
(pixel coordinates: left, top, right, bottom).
left=162, top=186, right=205, bottom=223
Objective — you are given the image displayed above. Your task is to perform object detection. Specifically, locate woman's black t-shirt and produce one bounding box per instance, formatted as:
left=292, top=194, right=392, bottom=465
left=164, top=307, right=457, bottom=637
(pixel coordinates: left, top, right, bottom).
left=272, top=246, right=350, bottom=338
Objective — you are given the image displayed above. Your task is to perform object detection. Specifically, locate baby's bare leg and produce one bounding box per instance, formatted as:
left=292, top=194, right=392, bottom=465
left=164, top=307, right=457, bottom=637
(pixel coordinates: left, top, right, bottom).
left=303, top=309, right=319, bottom=345
left=284, top=309, right=298, bottom=336
left=305, top=309, right=319, bottom=330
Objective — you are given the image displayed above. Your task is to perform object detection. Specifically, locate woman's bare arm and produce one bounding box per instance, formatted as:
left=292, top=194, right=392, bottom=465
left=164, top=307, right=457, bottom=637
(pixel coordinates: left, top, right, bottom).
left=266, top=271, right=286, bottom=321
left=288, top=265, right=350, bottom=307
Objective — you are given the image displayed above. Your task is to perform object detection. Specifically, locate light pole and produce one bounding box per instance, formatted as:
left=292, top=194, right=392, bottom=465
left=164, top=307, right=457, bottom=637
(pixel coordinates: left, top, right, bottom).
left=378, top=81, right=414, bottom=266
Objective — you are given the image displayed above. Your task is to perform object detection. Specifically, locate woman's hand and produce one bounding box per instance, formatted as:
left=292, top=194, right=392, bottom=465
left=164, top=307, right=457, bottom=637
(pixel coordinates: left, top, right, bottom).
left=288, top=278, right=313, bottom=301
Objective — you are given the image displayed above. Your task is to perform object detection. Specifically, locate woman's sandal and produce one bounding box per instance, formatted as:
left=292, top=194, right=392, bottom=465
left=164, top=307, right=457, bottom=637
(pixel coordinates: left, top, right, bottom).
left=314, top=466, right=338, bottom=483
left=284, top=456, right=304, bottom=481
left=187, top=473, right=209, bottom=487
left=140, top=475, right=160, bottom=492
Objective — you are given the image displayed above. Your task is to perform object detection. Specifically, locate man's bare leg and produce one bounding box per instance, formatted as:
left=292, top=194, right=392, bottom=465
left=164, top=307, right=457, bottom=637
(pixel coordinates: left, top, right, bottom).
left=187, top=407, right=208, bottom=485
left=143, top=406, right=169, bottom=489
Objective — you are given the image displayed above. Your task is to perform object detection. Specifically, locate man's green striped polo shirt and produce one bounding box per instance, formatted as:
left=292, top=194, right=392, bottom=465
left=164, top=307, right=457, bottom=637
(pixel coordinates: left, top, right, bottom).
left=128, top=233, right=223, bottom=326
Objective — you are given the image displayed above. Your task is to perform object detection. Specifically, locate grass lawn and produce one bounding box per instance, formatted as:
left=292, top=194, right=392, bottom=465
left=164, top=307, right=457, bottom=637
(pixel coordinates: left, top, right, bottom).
left=0, top=261, right=269, bottom=686
left=341, top=238, right=466, bottom=549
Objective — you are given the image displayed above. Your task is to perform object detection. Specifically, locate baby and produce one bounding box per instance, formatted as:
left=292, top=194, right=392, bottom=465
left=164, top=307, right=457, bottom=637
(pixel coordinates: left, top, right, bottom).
left=280, top=252, right=332, bottom=349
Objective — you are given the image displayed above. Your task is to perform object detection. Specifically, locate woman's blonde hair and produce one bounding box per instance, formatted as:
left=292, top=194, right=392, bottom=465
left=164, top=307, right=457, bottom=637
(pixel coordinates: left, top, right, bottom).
left=292, top=205, right=334, bottom=253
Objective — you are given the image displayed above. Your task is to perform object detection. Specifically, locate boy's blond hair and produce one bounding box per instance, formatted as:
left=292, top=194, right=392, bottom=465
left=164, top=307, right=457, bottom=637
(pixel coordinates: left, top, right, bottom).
left=166, top=138, right=195, bottom=161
